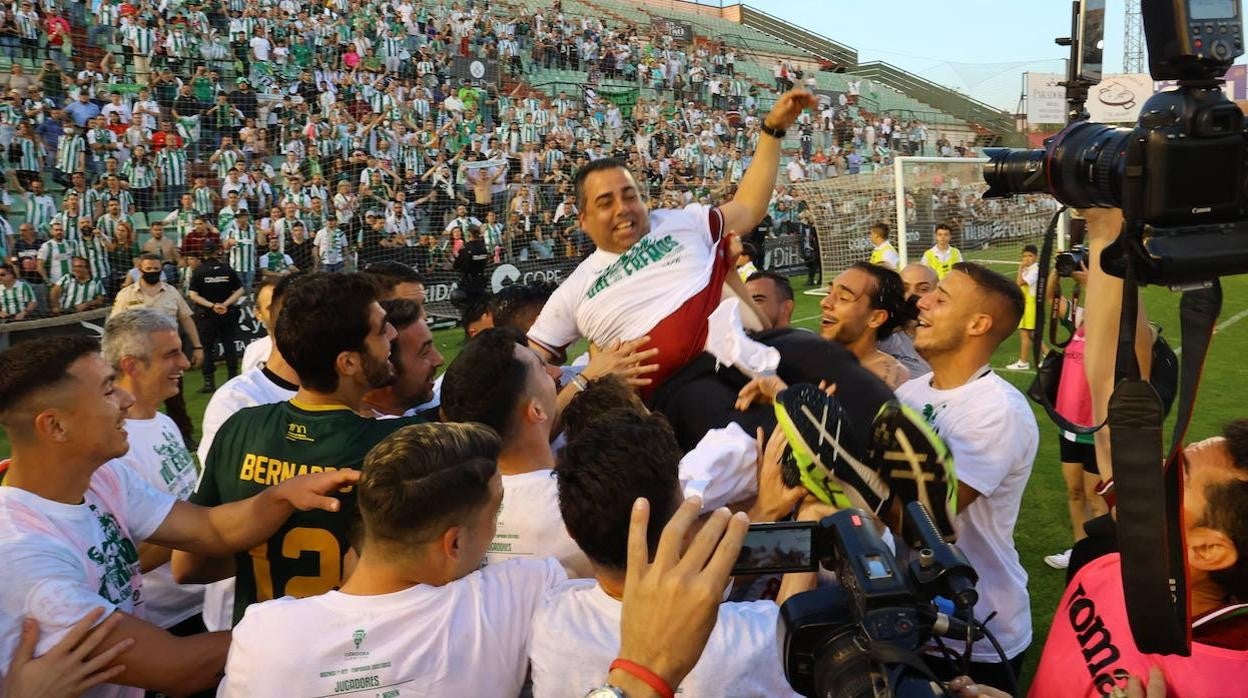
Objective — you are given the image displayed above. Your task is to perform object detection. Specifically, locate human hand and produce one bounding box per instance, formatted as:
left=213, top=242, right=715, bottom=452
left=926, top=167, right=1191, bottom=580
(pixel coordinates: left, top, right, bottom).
left=6, top=608, right=132, bottom=698
left=613, top=497, right=749, bottom=693
left=1077, top=207, right=1125, bottom=246
left=273, top=468, right=361, bottom=512
left=764, top=89, right=818, bottom=131
left=749, top=425, right=807, bottom=521
left=947, top=666, right=1164, bottom=698
left=580, top=336, right=660, bottom=387
left=734, top=375, right=788, bottom=411
left=189, top=347, right=203, bottom=368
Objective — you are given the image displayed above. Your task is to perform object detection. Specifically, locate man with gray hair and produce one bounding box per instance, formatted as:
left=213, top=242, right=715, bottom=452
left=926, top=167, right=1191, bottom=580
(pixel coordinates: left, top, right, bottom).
left=102, top=309, right=206, bottom=634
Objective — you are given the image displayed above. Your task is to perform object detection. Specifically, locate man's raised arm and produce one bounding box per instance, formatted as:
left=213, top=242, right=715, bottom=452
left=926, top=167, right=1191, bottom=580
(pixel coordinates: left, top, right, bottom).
left=718, top=90, right=817, bottom=237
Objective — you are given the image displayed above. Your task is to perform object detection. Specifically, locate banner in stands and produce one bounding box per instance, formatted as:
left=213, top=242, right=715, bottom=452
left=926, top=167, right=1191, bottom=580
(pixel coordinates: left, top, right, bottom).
left=651, top=19, right=694, bottom=44
left=451, top=57, right=500, bottom=87
left=1024, top=72, right=1067, bottom=125
left=1086, top=73, right=1153, bottom=123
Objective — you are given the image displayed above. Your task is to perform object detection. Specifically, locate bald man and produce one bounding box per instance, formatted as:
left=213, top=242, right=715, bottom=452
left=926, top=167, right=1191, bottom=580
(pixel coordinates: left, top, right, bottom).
left=878, top=263, right=936, bottom=377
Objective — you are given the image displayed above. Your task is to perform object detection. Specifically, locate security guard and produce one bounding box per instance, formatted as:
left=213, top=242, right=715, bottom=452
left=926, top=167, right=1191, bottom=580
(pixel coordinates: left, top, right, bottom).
left=188, top=239, right=245, bottom=393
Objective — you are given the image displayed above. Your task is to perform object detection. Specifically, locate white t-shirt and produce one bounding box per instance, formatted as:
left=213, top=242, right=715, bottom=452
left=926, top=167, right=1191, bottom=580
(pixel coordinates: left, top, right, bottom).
left=240, top=334, right=272, bottom=374
left=528, top=203, right=723, bottom=353
left=1020, top=263, right=1039, bottom=296
left=529, top=579, right=799, bottom=698
left=0, top=461, right=176, bottom=698
left=680, top=422, right=759, bottom=511
left=218, top=559, right=565, bottom=697
left=896, top=371, right=1038, bottom=662
left=196, top=367, right=297, bottom=631
left=488, top=469, right=593, bottom=578
left=115, top=413, right=205, bottom=629
left=249, top=36, right=271, bottom=61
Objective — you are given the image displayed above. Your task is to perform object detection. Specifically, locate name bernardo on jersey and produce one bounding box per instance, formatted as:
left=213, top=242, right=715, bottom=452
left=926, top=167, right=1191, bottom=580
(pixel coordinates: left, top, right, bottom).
left=237, top=453, right=353, bottom=489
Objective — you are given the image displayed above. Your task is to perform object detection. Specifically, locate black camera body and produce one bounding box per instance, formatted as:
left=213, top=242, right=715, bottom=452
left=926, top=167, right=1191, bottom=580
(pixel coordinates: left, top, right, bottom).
left=983, top=0, right=1248, bottom=286
left=780, top=505, right=980, bottom=698
left=1055, top=244, right=1089, bottom=277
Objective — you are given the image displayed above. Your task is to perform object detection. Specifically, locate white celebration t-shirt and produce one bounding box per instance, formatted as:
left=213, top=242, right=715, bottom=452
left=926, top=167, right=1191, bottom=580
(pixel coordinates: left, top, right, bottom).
left=487, top=469, right=593, bottom=579
left=529, top=579, right=800, bottom=698
left=115, top=413, right=205, bottom=629
left=218, top=558, right=565, bottom=697
left=0, top=461, right=176, bottom=698
left=896, top=371, right=1038, bottom=662
left=528, top=203, right=723, bottom=353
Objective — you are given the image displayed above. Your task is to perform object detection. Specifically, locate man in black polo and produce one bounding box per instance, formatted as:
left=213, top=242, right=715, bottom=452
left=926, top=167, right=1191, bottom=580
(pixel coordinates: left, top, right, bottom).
left=188, top=240, right=245, bottom=393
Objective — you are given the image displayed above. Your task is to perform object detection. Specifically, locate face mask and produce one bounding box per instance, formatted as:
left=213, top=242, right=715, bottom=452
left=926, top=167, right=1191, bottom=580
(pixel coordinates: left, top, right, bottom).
left=142, top=270, right=163, bottom=285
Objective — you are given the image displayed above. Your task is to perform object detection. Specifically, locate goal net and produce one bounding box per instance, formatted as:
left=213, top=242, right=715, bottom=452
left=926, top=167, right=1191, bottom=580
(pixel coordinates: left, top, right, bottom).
left=795, top=157, right=1061, bottom=281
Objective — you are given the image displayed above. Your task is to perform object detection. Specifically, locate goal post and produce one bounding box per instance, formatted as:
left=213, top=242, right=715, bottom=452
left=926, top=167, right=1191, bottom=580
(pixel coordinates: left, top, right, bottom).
left=795, top=157, right=1062, bottom=283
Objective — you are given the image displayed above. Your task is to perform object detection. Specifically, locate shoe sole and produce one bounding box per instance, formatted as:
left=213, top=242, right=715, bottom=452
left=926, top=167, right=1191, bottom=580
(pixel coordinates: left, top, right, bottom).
left=1044, top=556, right=1069, bottom=570
left=870, top=401, right=958, bottom=540
left=775, top=386, right=888, bottom=513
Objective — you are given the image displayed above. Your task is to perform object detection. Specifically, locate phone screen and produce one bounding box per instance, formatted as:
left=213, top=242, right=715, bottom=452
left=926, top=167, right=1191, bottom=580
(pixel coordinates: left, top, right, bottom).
left=732, top=522, right=818, bottom=576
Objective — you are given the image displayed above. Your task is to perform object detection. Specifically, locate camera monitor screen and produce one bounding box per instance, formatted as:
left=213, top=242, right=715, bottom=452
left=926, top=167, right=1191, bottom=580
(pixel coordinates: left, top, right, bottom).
left=1190, top=0, right=1238, bottom=21
left=1080, top=0, right=1106, bottom=83
left=733, top=523, right=818, bottom=575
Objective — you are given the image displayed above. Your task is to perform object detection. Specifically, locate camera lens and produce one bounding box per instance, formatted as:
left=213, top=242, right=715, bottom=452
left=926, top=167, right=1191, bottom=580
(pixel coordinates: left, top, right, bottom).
left=982, top=121, right=1133, bottom=209
left=983, top=148, right=1046, bottom=199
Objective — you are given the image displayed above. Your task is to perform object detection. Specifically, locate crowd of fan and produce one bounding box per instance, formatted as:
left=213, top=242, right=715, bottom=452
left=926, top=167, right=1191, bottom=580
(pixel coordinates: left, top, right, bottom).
left=0, top=0, right=969, bottom=323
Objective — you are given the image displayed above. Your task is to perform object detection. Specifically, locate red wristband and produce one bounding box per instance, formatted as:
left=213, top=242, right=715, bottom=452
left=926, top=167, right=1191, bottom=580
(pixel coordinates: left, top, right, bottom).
left=609, top=658, right=675, bottom=698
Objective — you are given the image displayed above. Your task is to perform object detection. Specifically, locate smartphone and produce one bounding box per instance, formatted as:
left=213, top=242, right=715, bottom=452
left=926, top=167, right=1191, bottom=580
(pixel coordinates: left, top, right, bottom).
left=732, top=521, right=819, bottom=576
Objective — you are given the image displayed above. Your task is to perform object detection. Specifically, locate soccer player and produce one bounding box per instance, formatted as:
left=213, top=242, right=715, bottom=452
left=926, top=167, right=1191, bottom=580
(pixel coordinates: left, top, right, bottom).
left=441, top=328, right=593, bottom=577
left=360, top=299, right=443, bottom=419
left=174, top=273, right=422, bottom=623
left=0, top=336, right=357, bottom=696
left=921, top=222, right=963, bottom=279
left=868, top=221, right=900, bottom=271
left=216, top=423, right=566, bottom=697
left=744, top=270, right=795, bottom=329
left=903, top=262, right=1038, bottom=689
left=818, top=262, right=911, bottom=389
left=526, top=89, right=818, bottom=396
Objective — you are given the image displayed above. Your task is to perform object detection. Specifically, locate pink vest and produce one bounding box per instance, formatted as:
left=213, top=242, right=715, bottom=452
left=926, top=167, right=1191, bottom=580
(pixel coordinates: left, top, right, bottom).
left=1054, top=326, right=1094, bottom=427
left=1029, top=553, right=1248, bottom=698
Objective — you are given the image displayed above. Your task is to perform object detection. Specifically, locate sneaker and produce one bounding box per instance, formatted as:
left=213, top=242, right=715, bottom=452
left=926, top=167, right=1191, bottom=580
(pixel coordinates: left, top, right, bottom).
left=774, top=384, right=888, bottom=512
left=868, top=401, right=959, bottom=540
left=1005, top=360, right=1031, bottom=371
left=1044, top=548, right=1072, bottom=569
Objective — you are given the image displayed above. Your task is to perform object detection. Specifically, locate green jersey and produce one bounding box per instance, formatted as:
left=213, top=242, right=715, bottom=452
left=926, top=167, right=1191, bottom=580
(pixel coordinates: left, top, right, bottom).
left=192, top=400, right=421, bottom=621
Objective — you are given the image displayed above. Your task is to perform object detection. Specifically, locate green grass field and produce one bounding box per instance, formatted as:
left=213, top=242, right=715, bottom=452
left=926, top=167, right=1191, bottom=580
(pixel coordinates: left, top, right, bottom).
left=3, top=246, right=1246, bottom=691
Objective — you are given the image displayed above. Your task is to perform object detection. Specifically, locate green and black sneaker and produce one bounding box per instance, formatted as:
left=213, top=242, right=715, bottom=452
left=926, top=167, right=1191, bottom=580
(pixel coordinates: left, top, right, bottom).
left=774, top=383, right=889, bottom=513
left=868, top=400, right=959, bottom=540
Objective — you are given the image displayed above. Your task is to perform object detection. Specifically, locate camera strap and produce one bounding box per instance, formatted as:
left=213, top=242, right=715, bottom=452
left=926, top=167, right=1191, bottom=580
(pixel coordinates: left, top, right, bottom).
left=1029, top=207, right=1104, bottom=435
left=1111, top=237, right=1221, bottom=656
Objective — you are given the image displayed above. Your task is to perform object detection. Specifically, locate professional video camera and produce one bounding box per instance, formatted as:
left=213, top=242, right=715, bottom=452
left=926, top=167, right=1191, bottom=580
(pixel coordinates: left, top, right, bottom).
left=746, top=503, right=1000, bottom=698
left=982, top=0, right=1247, bottom=286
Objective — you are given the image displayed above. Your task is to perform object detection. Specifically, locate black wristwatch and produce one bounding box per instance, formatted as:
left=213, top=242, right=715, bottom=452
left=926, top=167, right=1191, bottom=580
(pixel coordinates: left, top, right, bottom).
left=759, top=121, right=787, bottom=139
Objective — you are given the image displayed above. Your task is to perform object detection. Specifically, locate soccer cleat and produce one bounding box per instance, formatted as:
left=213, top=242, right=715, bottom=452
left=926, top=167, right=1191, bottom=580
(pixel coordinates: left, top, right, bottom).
left=868, top=401, right=959, bottom=540
left=774, top=384, right=889, bottom=513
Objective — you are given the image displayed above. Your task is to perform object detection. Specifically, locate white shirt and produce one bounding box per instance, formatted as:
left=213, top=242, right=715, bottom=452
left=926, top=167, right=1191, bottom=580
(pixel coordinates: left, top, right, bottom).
left=680, top=422, right=759, bottom=511
left=529, top=579, right=799, bottom=698
left=114, top=413, right=205, bottom=629
left=896, top=371, right=1038, bottom=662
left=249, top=36, right=271, bottom=61
left=489, top=470, right=593, bottom=578
left=528, top=203, right=723, bottom=353
left=218, top=559, right=565, bottom=697
left=240, top=334, right=272, bottom=374
left=0, top=461, right=176, bottom=698
left=196, top=367, right=297, bottom=631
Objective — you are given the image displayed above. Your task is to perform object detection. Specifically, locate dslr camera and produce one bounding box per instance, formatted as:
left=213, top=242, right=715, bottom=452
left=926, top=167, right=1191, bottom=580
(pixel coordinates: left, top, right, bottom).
left=738, top=504, right=986, bottom=698
left=1055, top=244, right=1089, bottom=277
left=982, top=0, right=1247, bottom=286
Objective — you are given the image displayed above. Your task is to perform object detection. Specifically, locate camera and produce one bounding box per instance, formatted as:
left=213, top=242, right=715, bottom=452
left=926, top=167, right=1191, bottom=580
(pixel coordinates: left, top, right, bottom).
left=982, top=0, right=1247, bottom=286
left=1054, top=244, right=1088, bottom=277
left=777, top=503, right=986, bottom=698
